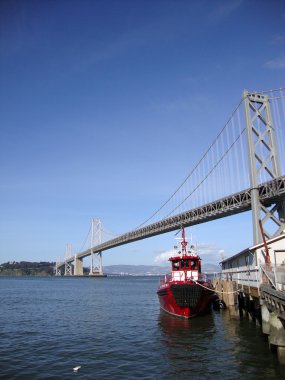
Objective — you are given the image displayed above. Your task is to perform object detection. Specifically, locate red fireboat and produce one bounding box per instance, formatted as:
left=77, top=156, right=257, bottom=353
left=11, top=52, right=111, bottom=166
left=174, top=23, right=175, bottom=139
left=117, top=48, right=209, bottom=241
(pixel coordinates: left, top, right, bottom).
left=157, top=226, right=214, bottom=318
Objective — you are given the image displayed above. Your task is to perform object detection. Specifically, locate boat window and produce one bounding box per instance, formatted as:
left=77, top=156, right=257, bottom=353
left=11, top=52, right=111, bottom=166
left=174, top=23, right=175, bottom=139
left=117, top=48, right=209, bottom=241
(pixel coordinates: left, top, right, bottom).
left=172, top=261, right=179, bottom=270
left=181, top=260, right=189, bottom=268
left=190, top=260, right=197, bottom=270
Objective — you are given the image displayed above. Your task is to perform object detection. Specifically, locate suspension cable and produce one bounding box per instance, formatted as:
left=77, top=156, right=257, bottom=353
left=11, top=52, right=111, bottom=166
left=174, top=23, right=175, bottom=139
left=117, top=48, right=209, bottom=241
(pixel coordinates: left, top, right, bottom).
left=137, top=98, right=245, bottom=228
left=79, top=223, right=92, bottom=252
left=164, top=128, right=246, bottom=218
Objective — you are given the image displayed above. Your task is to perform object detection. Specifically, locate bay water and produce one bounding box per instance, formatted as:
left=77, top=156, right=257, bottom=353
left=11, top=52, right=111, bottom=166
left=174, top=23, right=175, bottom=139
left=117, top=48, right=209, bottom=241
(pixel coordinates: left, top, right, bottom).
left=0, top=276, right=284, bottom=379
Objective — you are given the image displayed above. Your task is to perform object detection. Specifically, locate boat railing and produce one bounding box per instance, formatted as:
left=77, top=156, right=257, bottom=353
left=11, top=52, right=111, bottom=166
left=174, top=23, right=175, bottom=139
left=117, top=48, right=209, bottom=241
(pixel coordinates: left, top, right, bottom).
left=159, top=271, right=207, bottom=284
left=158, top=273, right=171, bottom=285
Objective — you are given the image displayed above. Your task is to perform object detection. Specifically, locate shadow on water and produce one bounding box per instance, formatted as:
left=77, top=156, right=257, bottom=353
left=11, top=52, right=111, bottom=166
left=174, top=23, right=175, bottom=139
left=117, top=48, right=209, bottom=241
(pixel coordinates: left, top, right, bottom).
left=157, top=308, right=285, bottom=380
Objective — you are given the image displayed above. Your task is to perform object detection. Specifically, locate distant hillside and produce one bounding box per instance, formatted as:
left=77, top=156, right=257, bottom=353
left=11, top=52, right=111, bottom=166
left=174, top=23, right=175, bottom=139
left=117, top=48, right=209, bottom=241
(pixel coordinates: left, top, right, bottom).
left=104, top=265, right=168, bottom=276
left=202, top=263, right=221, bottom=272
left=0, top=261, right=55, bottom=276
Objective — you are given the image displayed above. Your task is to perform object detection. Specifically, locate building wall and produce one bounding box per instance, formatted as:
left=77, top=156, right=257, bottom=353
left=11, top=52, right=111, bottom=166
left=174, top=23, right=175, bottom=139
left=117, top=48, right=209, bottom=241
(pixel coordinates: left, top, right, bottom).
left=221, top=235, right=285, bottom=289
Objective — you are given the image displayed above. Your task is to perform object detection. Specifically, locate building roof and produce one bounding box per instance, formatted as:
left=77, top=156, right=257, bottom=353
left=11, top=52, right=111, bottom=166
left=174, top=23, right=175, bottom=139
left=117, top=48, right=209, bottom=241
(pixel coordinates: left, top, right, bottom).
left=220, top=232, right=285, bottom=264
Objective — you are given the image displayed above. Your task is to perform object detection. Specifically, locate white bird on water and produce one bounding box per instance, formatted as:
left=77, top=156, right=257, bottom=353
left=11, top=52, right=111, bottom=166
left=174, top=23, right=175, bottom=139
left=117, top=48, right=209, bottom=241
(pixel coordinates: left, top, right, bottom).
left=73, top=366, right=81, bottom=372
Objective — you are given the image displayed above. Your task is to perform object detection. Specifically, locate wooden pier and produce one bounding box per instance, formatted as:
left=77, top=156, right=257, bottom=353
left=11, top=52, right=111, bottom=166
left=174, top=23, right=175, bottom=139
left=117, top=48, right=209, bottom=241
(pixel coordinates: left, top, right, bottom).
left=212, top=233, right=285, bottom=364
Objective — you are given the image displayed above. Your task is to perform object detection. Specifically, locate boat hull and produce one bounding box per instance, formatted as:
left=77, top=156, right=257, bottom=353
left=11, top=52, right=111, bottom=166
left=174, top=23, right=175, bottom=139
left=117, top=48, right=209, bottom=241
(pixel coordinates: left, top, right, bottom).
left=157, top=282, right=213, bottom=319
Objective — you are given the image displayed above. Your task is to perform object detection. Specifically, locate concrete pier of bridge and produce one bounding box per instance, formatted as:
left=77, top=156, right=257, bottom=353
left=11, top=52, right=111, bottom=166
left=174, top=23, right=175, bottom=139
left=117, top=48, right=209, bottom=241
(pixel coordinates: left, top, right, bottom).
left=74, top=256, right=83, bottom=276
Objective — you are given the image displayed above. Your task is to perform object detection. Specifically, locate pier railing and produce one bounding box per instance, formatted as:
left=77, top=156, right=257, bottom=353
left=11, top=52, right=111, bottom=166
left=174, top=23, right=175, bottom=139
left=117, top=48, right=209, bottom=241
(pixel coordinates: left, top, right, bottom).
left=211, top=266, right=260, bottom=288
left=210, top=264, right=285, bottom=292
left=260, top=264, right=285, bottom=291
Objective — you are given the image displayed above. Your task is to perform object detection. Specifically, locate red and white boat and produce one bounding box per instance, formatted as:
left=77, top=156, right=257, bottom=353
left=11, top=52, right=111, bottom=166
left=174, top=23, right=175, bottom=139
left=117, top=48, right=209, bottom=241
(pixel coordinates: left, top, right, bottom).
left=157, top=227, right=214, bottom=318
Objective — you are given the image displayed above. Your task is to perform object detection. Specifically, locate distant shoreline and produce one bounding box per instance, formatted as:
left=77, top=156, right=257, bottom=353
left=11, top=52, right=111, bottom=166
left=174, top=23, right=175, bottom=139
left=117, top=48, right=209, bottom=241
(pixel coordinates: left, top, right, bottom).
left=0, top=261, right=220, bottom=277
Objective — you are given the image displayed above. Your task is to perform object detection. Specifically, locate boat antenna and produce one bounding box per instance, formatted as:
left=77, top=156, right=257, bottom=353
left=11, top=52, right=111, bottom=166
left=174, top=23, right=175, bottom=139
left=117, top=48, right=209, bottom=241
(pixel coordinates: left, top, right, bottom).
left=181, top=225, right=188, bottom=255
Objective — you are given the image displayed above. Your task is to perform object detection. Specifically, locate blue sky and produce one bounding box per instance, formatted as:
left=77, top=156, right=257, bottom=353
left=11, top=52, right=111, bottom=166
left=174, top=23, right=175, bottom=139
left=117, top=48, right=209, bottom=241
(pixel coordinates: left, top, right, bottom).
left=0, top=0, right=285, bottom=267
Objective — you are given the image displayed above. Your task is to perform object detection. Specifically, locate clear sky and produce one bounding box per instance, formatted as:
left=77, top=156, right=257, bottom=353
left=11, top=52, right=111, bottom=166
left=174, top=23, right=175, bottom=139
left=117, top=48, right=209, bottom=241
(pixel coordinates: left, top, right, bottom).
left=1, top=0, right=285, bottom=267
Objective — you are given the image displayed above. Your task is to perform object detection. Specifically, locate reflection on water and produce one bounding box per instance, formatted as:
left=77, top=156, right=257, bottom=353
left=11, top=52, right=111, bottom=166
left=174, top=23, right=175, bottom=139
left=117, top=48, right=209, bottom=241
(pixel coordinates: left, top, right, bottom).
left=158, top=310, right=216, bottom=341
left=158, top=311, right=222, bottom=379
left=159, top=309, right=215, bottom=331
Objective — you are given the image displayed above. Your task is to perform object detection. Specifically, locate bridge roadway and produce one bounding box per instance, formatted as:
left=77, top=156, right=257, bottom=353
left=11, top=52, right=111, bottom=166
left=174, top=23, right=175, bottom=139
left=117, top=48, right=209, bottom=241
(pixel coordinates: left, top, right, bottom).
left=60, top=175, right=285, bottom=267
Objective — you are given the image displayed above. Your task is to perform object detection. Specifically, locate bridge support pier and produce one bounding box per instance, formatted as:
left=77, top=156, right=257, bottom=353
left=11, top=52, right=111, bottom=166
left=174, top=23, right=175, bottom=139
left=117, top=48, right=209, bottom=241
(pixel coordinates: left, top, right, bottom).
left=64, top=261, right=72, bottom=276
left=64, top=244, right=73, bottom=276
left=98, top=251, right=103, bottom=275
left=89, top=251, right=104, bottom=276
left=74, top=256, right=83, bottom=276
left=55, top=260, right=62, bottom=276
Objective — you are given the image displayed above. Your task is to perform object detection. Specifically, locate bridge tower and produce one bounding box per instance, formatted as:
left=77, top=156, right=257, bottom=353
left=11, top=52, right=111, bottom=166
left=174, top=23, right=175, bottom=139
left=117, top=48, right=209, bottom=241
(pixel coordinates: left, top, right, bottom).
left=64, top=243, right=73, bottom=276
left=244, top=90, right=285, bottom=244
left=55, top=257, right=62, bottom=276
left=90, top=218, right=103, bottom=276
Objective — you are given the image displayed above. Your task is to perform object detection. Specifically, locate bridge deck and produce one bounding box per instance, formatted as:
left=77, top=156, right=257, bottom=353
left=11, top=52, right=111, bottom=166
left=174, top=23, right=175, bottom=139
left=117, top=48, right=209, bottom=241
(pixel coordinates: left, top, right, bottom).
left=59, top=176, right=285, bottom=266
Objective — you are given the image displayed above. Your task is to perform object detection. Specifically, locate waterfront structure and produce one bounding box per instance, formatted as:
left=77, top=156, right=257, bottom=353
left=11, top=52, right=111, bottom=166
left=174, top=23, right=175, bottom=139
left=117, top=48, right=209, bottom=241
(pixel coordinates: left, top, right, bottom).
left=214, top=234, right=285, bottom=363
left=209, top=88, right=285, bottom=364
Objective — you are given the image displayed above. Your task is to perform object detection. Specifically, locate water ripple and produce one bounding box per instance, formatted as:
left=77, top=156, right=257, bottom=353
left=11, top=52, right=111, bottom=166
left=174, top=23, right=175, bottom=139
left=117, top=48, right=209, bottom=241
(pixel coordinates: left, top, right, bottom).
left=0, top=277, right=284, bottom=379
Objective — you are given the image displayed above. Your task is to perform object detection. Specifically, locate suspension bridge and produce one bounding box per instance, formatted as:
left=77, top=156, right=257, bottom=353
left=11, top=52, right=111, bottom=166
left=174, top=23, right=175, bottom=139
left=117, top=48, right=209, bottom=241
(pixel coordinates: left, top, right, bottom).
left=55, top=88, right=285, bottom=276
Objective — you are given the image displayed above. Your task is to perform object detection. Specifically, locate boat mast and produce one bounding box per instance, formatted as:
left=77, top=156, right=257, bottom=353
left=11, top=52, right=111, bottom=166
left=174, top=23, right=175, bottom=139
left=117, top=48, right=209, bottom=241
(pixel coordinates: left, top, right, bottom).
left=181, top=226, right=188, bottom=255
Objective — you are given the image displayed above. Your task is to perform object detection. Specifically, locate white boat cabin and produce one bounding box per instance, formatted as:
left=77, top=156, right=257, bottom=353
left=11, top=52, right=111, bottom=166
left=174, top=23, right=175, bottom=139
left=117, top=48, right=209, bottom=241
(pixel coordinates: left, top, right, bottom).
left=170, top=255, right=201, bottom=282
